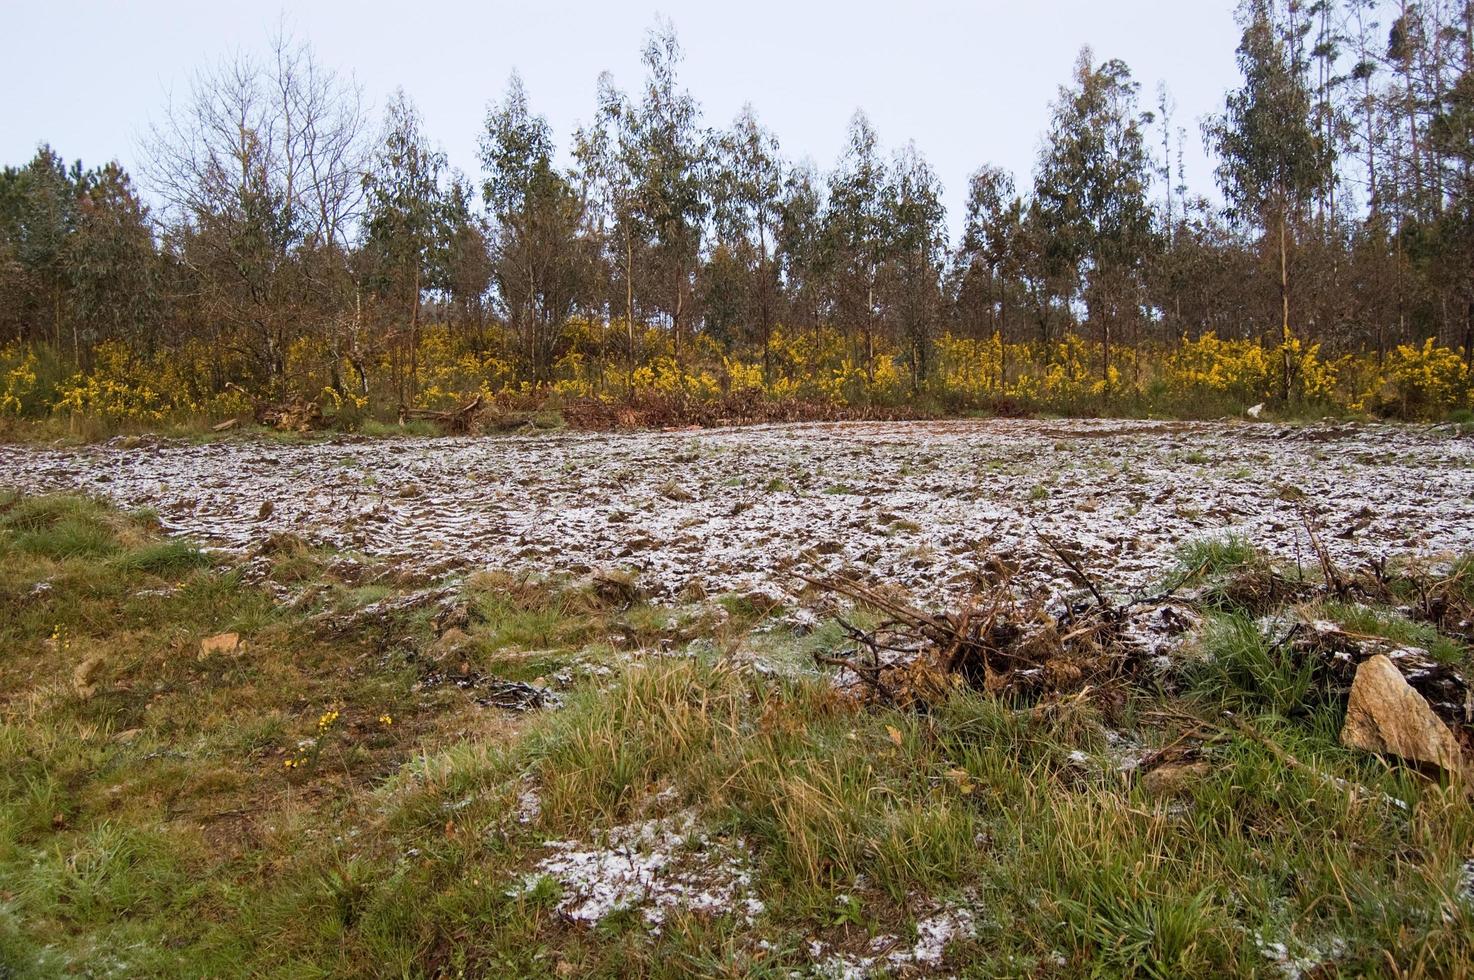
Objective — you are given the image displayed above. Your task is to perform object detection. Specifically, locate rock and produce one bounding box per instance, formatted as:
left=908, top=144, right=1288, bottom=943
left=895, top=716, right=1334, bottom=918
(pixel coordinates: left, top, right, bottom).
left=72, top=656, right=105, bottom=699
left=200, top=632, right=241, bottom=658
left=428, top=627, right=473, bottom=660
left=1140, top=761, right=1211, bottom=797
left=1341, top=654, right=1465, bottom=776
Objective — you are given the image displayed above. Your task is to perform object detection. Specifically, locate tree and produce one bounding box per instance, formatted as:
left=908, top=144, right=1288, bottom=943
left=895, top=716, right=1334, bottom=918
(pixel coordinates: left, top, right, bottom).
left=631, top=21, right=708, bottom=360
left=884, top=143, right=947, bottom=391
left=711, top=105, right=784, bottom=377
left=953, top=164, right=1021, bottom=340
left=824, top=111, right=891, bottom=379
left=1034, top=48, right=1158, bottom=386
left=1207, top=0, right=1332, bottom=397
left=65, top=163, right=158, bottom=356
left=776, top=163, right=826, bottom=340
left=573, top=72, right=645, bottom=364
left=143, top=30, right=367, bottom=383
left=362, top=89, right=449, bottom=403
left=0, top=147, right=82, bottom=351
left=480, top=73, right=588, bottom=383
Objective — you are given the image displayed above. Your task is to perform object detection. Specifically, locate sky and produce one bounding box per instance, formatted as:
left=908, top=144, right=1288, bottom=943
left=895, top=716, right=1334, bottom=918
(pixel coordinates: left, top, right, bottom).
left=3, top=1, right=1244, bottom=236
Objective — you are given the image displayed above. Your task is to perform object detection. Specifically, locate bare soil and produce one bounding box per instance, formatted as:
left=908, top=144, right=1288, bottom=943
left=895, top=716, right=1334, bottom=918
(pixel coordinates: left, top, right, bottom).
left=2, top=418, right=1470, bottom=601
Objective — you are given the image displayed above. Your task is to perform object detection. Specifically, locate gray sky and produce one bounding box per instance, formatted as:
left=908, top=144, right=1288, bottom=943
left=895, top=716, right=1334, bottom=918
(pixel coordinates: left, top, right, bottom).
left=4, top=1, right=1243, bottom=234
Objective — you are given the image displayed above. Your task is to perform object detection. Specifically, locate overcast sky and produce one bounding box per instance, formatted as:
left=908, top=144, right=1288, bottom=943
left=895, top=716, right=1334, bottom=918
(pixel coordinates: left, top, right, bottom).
left=3, top=1, right=1245, bottom=234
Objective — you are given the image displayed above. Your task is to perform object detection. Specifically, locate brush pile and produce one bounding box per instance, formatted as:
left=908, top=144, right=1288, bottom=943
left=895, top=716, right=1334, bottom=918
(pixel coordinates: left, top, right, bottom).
left=799, top=540, right=1198, bottom=710
left=400, top=394, right=484, bottom=433
left=804, top=525, right=1474, bottom=763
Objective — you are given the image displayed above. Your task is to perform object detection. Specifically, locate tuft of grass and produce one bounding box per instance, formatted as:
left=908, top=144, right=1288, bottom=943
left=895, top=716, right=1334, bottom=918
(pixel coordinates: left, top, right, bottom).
left=1174, top=534, right=1259, bottom=576
left=1184, top=613, right=1322, bottom=715
left=109, top=538, right=214, bottom=575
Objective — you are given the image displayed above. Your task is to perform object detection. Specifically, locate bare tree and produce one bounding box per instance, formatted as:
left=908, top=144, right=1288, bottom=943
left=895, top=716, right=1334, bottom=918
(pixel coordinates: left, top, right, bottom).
left=142, top=27, right=367, bottom=382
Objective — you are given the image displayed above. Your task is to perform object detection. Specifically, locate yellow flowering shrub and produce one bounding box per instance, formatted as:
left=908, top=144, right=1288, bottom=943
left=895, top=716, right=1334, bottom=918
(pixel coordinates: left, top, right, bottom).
left=1, top=346, right=39, bottom=415
left=1370, top=339, right=1472, bottom=418
left=723, top=357, right=763, bottom=393
left=7, top=322, right=1471, bottom=429
left=414, top=326, right=516, bottom=408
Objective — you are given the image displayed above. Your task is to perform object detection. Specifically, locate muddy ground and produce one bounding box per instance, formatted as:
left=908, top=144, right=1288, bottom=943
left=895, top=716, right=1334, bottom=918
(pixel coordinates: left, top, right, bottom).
left=2, top=418, right=1470, bottom=603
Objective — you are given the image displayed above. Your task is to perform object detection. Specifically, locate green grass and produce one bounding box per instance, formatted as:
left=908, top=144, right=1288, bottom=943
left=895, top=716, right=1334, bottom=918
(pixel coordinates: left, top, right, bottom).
left=1173, top=533, right=1259, bottom=576
left=0, top=493, right=1471, bottom=977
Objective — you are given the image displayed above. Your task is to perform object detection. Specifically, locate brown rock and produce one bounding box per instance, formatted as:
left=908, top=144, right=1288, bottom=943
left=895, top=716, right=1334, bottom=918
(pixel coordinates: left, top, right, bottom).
left=1140, top=761, right=1211, bottom=797
left=1341, top=654, right=1465, bottom=776
left=200, top=632, right=241, bottom=658
left=72, top=656, right=105, bottom=699
left=428, top=627, right=472, bottom=660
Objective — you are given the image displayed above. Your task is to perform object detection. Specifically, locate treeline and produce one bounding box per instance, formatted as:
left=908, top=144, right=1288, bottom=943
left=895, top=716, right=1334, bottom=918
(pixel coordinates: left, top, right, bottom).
left=1, top=0, right=1472, bottom=420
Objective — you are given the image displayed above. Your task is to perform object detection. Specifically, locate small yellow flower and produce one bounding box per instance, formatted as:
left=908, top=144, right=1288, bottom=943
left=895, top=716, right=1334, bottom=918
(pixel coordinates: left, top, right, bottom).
left=378, top=714, right=393, bottom=726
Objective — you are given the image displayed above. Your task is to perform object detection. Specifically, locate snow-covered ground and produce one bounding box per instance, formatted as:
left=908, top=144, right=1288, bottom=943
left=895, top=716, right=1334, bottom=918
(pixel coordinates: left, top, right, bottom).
left=2, top=418, right=1470, bottom=602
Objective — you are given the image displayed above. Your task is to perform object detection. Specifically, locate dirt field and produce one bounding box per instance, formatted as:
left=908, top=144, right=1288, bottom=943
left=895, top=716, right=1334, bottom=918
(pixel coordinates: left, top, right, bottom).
left=2, top=418, right=1470, bottom=602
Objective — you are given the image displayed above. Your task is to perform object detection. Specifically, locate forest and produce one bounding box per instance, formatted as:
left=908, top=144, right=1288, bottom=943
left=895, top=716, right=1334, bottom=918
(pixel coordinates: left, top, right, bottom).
left=1, top=0, right=1473, bottom=431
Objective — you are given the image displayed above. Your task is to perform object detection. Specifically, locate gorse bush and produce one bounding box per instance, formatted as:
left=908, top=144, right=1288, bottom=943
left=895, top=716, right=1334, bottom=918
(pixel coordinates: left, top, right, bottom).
left=2, top=324, right=1471, bottom=432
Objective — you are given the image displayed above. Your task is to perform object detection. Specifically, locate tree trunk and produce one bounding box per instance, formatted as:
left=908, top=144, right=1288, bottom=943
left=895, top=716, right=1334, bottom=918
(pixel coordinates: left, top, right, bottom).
left=409, top=265, right=421, bottom=406
left=1279, top=208, right=1291, bottom=403
left=625, top=234, right=635, bottom=371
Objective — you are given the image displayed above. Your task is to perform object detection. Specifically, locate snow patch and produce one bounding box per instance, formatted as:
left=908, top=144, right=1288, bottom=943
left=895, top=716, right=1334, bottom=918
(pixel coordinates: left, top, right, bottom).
left=510, top=811, right=762, bottom=933
left=808, top=904, right=975, bottom=976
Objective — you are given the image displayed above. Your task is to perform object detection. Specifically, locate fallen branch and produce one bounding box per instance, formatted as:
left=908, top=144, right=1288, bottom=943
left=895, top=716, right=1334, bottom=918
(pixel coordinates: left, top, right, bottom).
left=400, top=394, right=484, bottom=433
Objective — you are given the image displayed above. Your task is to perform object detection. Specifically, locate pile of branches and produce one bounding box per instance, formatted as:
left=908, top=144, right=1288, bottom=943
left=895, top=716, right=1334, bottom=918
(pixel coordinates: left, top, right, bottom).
left=400, top=394, right=484, bottom=434
left=799, top=542, right=1183, bottom=710
left=251, top=396, right=325, bottom=432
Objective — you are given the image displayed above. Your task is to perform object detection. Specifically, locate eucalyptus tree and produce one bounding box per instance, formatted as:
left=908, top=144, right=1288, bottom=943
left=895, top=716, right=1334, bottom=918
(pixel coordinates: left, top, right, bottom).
left=953, top=164, right=1021, bottom=340
left=631, top=21, right=709, bottom=360
left=776, top=162, right=826, bottom=340
left=823, top=110, right=891, bottom=378
left=1207, top=0, right=1331, bottom=395
left=361, top=89, right=449, bottom=402
left=1034, top=48, right=1157, bottom=384
left=711, top=105, right=784, bottom=376
left=884, top=144, right=947, bottom=391
left=572, top=72, right=644, bottom=362
left=480, top=72, right=588, bottom=383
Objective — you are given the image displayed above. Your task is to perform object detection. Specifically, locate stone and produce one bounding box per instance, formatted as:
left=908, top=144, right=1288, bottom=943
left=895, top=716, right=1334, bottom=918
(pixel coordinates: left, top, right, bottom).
left=1341, top=654, right=1464, bottom=776
left=200, top=632, right=241, bottom=657
left=1140, top=761, right=1211, bottom=797
left=72, top=656, right=105, bottom=699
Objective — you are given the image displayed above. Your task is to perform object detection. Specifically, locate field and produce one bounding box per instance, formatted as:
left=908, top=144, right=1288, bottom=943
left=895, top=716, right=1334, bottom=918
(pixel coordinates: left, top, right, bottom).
left=2, top=419, right=1473, bottom=977
left=4, top=418, right=1472, bottom=603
